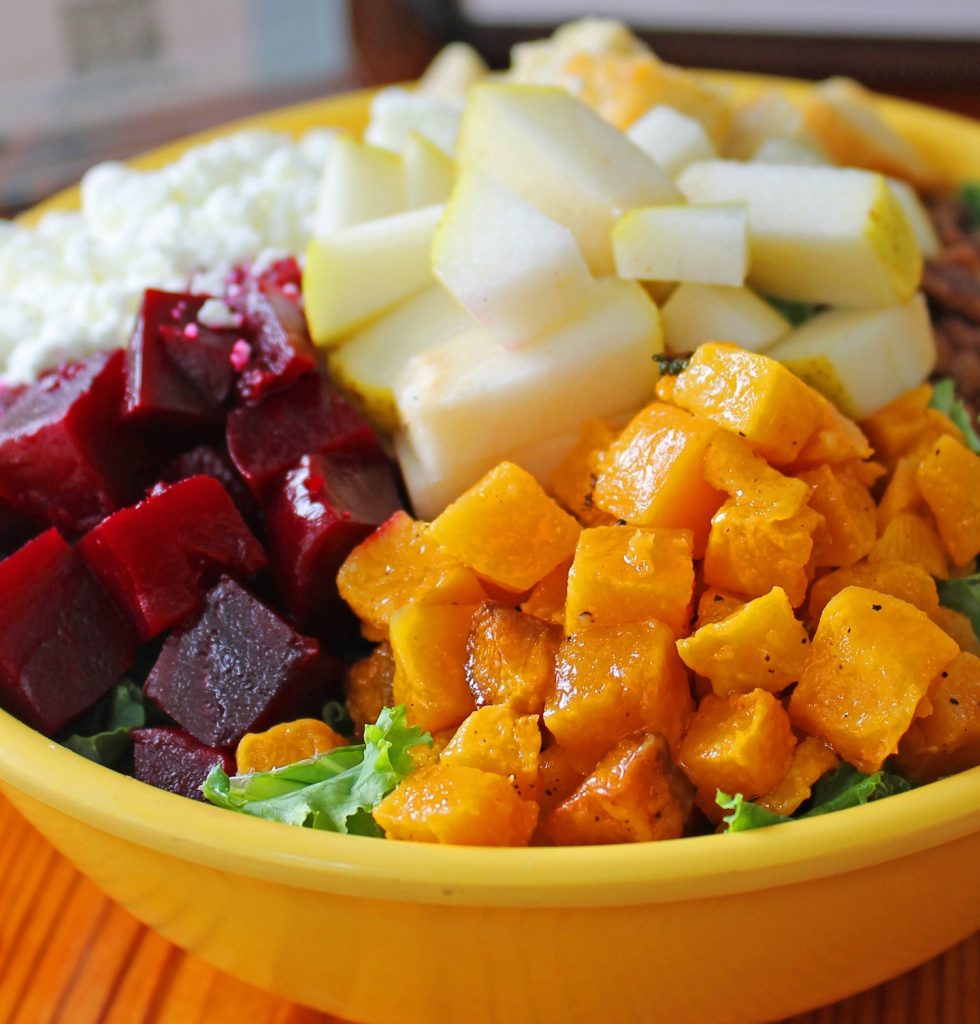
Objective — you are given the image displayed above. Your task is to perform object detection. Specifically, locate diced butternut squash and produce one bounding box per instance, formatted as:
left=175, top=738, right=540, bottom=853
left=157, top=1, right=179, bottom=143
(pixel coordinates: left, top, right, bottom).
left=410, top=728, right=455, bottom=769
left=916, top=435, right=980, bottom=565
left=236, top=719, right=348, bottom=774
left=670, top=343, right=825, bottom=465
left=676, top=587, right=810, bottom=696
left=790, top=395, right=873, bottom=469
left=564, top=525, right=695, bottom=636
left=591, top=403, right=723, bottom=554
left=678, top=688, right=797, bottom=805
left=440, top=705, right=542, bottom=796
left=519, top=559, right=570, bottom=627
left=797, top=463, right=877, bottom=568
left=789, top=586, right=960, bottom=773
left=534, top=743, right=590, bottom=816
left=897, top=652, right=980, bottom=782
left=933, top=606, right=980, bottom=656
left=757, top=736, right=839, bottom=816
left=465, top=602, right=561, bottom=714
left=695, top=587, right=745, bottom=628
left=345, top=643, right=395, bottom=737
left=807, top=558, right=941, bottom=625
left=374, top=763, right=539, bottom=845
left=338, top=511, right=486, bottom=634
left=539, top=733, right=695, bottom=845
left=869, top=511, right=949, bottom=579
left=430, top=461, right=581, bottom=591
left=390, top=603, right=480, bottom=732
left=703, top=431, right=811, bottom=520
left=876, top=454, right=926, bottom=530
left=550, top=418, right=616, bottom=526
left=860, top=384, right=933, bottom=463
left=544, top=620, right=693, bottom=764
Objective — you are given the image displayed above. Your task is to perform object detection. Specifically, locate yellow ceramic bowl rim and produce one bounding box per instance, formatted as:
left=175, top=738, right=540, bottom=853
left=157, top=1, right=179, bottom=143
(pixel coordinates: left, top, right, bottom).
left=3, top=75, right=980, bottom=911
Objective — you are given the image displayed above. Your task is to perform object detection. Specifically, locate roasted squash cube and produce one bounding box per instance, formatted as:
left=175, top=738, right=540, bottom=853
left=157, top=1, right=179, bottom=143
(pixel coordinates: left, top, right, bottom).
left=790, top=395, right=873, bottom=469
left=389, top=603, right=479, bottom=733
left=565, top=525, right=695, bottom=637
left=519, top=559, right=570, bottom=628
left=430, top=462, right=580, bottom=592
left=756, top=736, right=839, bottom=816
left=373, top=763, right=539, bottom=846
left=440, top=704, right=541, bottom=796
left=344, top=642, right=395, bottom=737
left=876, top=454, right=926, bottom=531
left=544, top=620, right=693, bottom=764
left=933, top=607, right=979, bottom=656
left=695, top=588, right=745, bottom=628
left=796, top=463, right=876, bottom=569
left=789, top=586, right=960, bottom=773
left=860, top=384, right=933, bottom=464
left=539, top=734, right=695, bottom=845
left=869, top=511, right=949, bottom=580
left=676, top=586, right=810, bottom=696
left=703, top=431, right=810, bottom=521
left=236, top=718, right=347, bottom=773
left=807, top=559, right=940, bottom=625
left=916, top=435, right=980, bottom=565
left=550, top=418, right=616, bottom=526
left=465, top=602, right=561, bottom=714
left=534, top=743, right=590, bottom=816
left=337, top=511, right=485, bottom=635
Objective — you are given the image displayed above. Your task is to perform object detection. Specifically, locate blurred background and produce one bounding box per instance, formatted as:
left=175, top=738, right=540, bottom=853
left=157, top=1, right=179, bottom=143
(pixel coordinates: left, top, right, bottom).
left=2, top=0, right=979, bottom=215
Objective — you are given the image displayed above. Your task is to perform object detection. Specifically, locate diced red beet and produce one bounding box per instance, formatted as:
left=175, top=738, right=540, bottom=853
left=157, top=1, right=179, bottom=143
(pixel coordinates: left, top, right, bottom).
left=144, top=577, right=337, bottom=748
left=159, top=444, right=260, bottom=531
left=131, top=727, right=234, bottom=800
left=0, top=529, right=135, bottom=736
left=78, top=476, right=267, bottom=642
left=226, top=375, right=383, bottom=499
left=0, top=350, right=143, bottom=534
left=264, top=452, right=403, bottom=627
left=124, top=289, right=237, bottom=425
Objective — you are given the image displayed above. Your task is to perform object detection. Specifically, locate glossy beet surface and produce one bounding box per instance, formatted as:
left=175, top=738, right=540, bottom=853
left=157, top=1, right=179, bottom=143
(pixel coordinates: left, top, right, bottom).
left=144, top=577, right=335, bottom=748
left=79, top=476, right=267, bottom=642
left=131, top=727, right=234, bottom=800
left=159, top=444, right=260, bottom=530
left=0, top=529, right=135, bottom=735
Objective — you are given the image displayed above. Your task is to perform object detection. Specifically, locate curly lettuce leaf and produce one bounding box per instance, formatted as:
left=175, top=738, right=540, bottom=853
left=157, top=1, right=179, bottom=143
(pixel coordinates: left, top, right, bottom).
left=716, top=792, right=790, bottom=832
left=930, top=378, right=980, bottom=455
left=937, top=573, right=980, bottom=637
left=202, top=705, right=430, bottom=836
left=64, top=681, right=147, bottom=767
left=960, top=182, right=980, bottom=229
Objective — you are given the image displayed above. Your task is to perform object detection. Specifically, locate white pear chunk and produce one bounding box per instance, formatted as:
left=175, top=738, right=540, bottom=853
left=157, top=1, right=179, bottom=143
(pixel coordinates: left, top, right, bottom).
left=403, top=132, right=456, bottom=208
left=313, top=137, right=404, bottom=236
left=395, top=278, right=661, bottom=478
left=303, top=204, right=444, bottom=346
left=365, top=86, right=462, bottom=155
left=678, top=160, right=922, bottom=307
left=432, top=169, right=595, bottom=348
left=418, top=42, right=488, bottom=100
left=660, top=283, right=791, bottom=354
left=457, top=82, right=681, bottom=274
left=612, top=203, right=748, bottom=286
left=751, top=137, right=828, bottom=166
left=627, top=105, right=716, bottom=179
left=887, top=177, right=940, bottom=259
left=724, top=89, right=814, bottom=161
left=768, top=293, right=935, bottom=419
left=329, top=286, right=473, bottom=432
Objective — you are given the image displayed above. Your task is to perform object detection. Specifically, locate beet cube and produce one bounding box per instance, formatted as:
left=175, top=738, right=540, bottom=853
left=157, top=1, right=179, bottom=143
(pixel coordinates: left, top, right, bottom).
left=144, top=577, right=335, bottom=748
left=132, top=727, right=234, bottom=800
left=0, top=529, right=135, bottom=736
left=159, top=444, right=260, bottom=531
left=234, top=287, right=316, bottom=404
left=227, top=375, right=382, bottom=499
left=265, top=453, right=403, bottom=626
left=78, top=476, right=267, bottom=642
left=0, top=350, right=141, bottom=534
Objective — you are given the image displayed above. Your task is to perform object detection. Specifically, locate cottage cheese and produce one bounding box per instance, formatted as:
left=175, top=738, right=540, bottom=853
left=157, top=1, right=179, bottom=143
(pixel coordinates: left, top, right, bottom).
left=0, top=128, right=337, bottom=384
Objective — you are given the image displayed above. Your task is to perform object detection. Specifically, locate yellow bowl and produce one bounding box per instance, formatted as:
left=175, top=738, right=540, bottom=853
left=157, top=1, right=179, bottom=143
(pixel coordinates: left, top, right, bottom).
left=3, top=74, right=980, bottom=1024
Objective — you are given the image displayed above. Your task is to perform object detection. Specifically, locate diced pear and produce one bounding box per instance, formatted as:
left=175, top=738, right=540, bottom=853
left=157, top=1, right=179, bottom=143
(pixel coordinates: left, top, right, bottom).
left=627, top=105, right=716, bottom=178
left=612, top=203, right=748, bottom=287
left=313, top=136, right=404, bottom=236
left=328, top=286, right=474, bottom=432
left=678, top=160, right=922, bottom=307
left=751, top=137, right=828, bottom=166
left=365, top=86, right=462, bottom=155
left=432, top=169, right=595, bottom=348
left=724, top=89, right=814, bottom=161
left=887, top=177, right=940, bottom=259
left=403, top=132, right=456, bottom=208
left=395, top=278, right=662, bottom=479
left=660, top=283, right=791, bottom=354
left=768, top=293, right=935, bottom=419
left=418, top=42, right=488, bottom=100
left=457, top=82, right=680, bottom=274
left=303, top=204, right=443, bottom=346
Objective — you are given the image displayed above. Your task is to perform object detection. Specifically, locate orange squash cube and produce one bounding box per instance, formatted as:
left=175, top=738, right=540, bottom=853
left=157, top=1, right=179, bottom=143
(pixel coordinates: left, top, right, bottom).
left=695, top=588, right=745, bottom=628
left=534, top=743, right=590, bottom=816
left=916, top=435, right=980, bottom=565
left=869, top=511, right=949, bottom=579
left=807, top=559, right=940, bottom=625
left=549, top=418, right=616, bottom=526
left=703, top=431, right=810, bottom=520
left=796, top=463, right=876, bottom=569
left=897, top=652, right=980, bottom=783
left=539, top=734, right=695, bottom=845
left=465, top=602, right=561, bottom=715
left=430, top=462, right=581, bottom=592
left=933, top=606, right=979, bottom=656
left=440, top=705, right=541, bottom=796
left=519, top=559, right=570, bottom=628
left=337, top=511, right=485, bottom=634
left=756, top=736, right=839, bottom=816
left=236, top=719, right=347, bottom=774
left=374, top=763, right=539, bottom=846
left=344, top=643, right=395, bottom=737
left=790, top=395, right=873, bottom=469
left=789, top=586, right=960, bottom=773
left=544, top=620, right=693, bottom=764
left=564, top=525, right=695, bottom=637
left=676, top=587, right=810, bottom=697
left=389, top=603, right=479, bottom=733
left=860, top=384, right=933, bottom=463
left=670, top=343, right=825, bottom=465
left=591, top=403, right=722, bottom=554
left=876, top=454, right=926, bottom=531
left=678, top=688, right=797, bottom=803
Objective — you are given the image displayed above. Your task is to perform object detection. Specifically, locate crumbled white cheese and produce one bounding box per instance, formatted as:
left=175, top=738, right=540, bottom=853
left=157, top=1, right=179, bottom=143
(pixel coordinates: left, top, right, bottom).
left=0, top=127, right=337, bottom=384
left=196, top=298, right=240, bottom=330
left=364, top=87, right=462, bottom=156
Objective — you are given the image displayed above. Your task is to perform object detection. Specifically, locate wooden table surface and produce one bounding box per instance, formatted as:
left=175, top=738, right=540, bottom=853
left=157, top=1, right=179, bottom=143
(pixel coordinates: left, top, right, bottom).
left=1, top=792, right=977, bottom=1024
